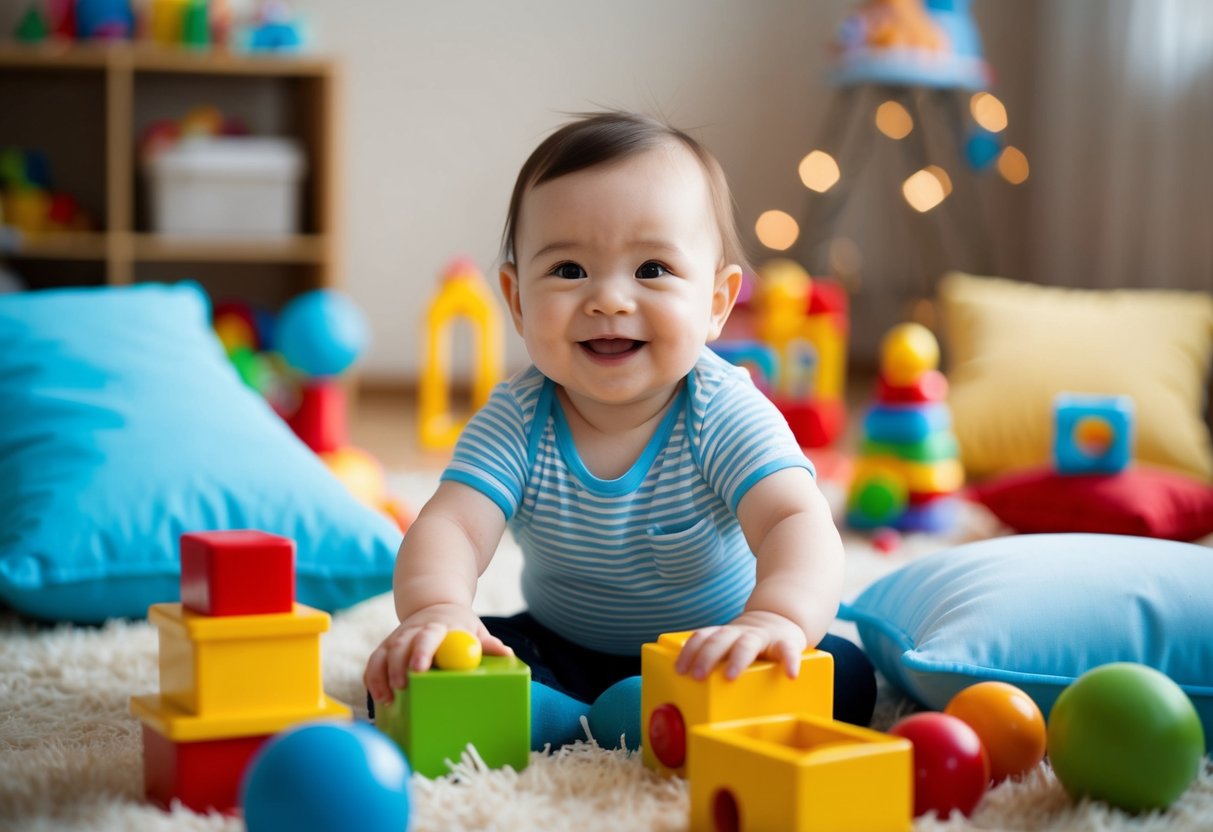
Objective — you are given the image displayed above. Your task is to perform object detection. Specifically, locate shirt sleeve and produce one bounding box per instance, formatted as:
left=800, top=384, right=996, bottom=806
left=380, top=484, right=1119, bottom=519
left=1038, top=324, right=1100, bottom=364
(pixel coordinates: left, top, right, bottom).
left=440, top=382, right=530, bottom=520
left=694, top=372, right=816, bottom=513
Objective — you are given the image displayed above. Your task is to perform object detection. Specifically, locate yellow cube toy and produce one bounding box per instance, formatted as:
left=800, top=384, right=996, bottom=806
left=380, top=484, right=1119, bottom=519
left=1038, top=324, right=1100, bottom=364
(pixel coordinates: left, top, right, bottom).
left=689, top=714, right=913, bottom=832
left=641, top=631, right=834, bottom=777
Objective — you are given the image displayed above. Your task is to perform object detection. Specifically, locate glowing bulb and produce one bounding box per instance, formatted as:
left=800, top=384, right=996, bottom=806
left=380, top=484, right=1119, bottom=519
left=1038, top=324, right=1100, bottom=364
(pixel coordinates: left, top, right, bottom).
left=998, top=146, right=1030, bottom=184
left=875, top=101, right=913, bottom=139
left=798, top=150, right=840, bottom=193
left=755, top=210, right=800, bottom=251
left=903, top=169, right=946, bottom=212
left=971, top=92, right=1008, bottom=133
left=925, top=165, right=953, bottom=196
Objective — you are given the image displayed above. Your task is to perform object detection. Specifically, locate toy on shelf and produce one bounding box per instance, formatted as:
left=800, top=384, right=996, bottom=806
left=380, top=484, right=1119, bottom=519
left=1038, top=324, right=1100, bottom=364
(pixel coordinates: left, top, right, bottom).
left=241, top=721, right=412, bottom=832
left=832, top=0, right=991, bottom=91
left=847, top=321, right=963, bottom=533
left=0, top=147, right=94, bottom=236
left=375, top=629, right=530, bottom=778
left=211, top=290, right=413, bottom=533
left=640, top=631, right=834, bottom=778
left=1053, top=393, right=1134, bottom=475
left=689, top=714, right=912, bottom=832
left=14, top=3, right=49, bottom=43
left=418, top=257, right=504, bottom=451
left=129, top=530, right=351, bottom=814
left=712, top=258, right=849, bottom=448
left=1047, top=663, right=1204, bottom=813
left=76, top=0, right=135, bottom=40
left=888, top=711, right=989, bottom=818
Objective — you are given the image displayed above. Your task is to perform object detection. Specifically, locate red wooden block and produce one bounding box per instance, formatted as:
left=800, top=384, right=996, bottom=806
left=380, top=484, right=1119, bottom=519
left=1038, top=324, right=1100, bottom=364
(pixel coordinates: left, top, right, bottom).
left=141, top=723, right=268, bottom=814
left=877, top=370, right=949, bottom=404
left=807, top=279, right=849, bottom=316
left=775, top=398, right=847, bottom=448
left=287, top=381, right=347, bottom=454
left=180, top=531, right=295, bottom=616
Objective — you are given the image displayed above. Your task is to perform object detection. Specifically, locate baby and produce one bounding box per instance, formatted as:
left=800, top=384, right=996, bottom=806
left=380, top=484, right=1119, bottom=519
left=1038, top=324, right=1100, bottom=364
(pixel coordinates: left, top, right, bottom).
left=366, top=111, right=868, bottom=724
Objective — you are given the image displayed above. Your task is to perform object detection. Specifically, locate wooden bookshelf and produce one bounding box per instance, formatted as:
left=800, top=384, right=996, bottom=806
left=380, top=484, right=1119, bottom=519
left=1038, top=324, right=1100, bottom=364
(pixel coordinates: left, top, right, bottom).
left=0, top=41, right=340, bottom=301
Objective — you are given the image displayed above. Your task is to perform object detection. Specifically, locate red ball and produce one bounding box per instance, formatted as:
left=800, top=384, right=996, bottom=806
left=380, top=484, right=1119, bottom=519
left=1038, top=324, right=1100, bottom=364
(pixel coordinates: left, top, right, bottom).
left=648, top=703, right=686, bottom=768
left=888, top=712, right=990, bottom=818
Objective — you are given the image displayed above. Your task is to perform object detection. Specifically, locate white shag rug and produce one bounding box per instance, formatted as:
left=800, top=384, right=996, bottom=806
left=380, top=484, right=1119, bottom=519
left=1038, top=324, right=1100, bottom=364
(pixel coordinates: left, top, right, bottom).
left=2, top=475, right=1211, bottom=832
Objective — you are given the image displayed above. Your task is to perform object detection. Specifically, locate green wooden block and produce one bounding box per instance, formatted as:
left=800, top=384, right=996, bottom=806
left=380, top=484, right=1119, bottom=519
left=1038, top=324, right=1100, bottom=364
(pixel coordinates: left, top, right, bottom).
left=375, top=655, right=530, bottom=778
left=861, top=432, right=958, bottom=462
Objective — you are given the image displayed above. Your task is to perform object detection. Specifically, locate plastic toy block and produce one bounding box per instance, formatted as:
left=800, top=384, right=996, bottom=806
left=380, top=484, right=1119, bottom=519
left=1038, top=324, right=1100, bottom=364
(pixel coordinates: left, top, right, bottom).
left=139, top=722, right=267, bottom=813
left=776, top=397, right=847, bottom=449
left=863, top=403, right=951, bottom=445
left=688, top=714, right=912, bottom=832
left=149, top=602, right=333, bottom=717
left=376, top=655, right=530, bottom=778
left=852, top=456, right=964, bottom=496
left=1054, top=393, right=1134, bottom=475
left=641, top=631, right=834, bottom=777
left=130, top=690, right=350, bottom=743
left=711, top=340, right=779, bottom=393
left=801, top=315, right=846, bottom=399
left=287, top=381, right=348, bottom=454
left=179, top=531, right=295, bottom=616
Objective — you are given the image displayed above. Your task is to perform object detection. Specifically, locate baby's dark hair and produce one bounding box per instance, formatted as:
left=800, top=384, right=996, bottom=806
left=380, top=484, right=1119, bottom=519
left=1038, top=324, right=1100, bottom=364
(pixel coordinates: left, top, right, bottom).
left=500, top=111, right=750, bottom=273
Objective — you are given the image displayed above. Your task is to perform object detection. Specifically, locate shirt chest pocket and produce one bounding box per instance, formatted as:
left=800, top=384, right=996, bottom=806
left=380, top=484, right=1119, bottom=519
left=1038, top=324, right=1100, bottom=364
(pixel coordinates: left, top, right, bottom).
left=647, top=515, right=725, bottom=583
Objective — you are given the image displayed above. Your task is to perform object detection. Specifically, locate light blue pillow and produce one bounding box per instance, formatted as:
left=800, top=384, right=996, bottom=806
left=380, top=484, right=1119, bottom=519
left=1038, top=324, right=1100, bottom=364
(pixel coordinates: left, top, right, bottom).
left=840, top=533, right=1213, bottom=751
left=0, top=283, right=402, bottom=623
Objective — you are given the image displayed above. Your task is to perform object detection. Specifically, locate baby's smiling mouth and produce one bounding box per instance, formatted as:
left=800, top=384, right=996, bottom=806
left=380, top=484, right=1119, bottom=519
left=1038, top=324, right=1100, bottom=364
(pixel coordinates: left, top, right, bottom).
left=579, top=338, right=645, bottom=357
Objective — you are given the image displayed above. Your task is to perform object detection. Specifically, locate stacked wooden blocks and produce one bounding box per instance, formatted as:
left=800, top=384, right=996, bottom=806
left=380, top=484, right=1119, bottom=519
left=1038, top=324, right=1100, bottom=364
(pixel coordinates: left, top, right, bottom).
left=129, top=531, right=350, bottom=813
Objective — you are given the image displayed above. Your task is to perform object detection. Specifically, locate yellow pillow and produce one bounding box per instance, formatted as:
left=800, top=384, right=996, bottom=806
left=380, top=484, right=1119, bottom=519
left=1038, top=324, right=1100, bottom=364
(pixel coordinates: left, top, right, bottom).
left=937, top=272, right=1213, bottom=482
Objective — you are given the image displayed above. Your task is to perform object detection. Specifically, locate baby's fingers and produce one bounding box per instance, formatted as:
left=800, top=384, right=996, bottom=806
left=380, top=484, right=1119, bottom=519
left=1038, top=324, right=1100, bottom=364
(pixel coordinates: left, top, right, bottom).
left=768, top=638, right=802, bottom=679
left=722, top=630, right=769, bottom=680
left=408, top=622, right=449, bottom=673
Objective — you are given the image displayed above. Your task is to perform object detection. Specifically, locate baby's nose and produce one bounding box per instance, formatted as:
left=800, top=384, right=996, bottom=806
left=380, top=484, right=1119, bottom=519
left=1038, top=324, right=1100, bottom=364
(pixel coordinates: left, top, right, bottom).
left=585, top=275, right=636, bottom=315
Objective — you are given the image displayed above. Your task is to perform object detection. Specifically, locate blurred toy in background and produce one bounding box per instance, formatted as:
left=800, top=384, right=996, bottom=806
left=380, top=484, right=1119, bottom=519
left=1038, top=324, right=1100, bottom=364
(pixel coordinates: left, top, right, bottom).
left=14, top=3, right=50, bottom=42
left=0, top=147, right=95, bottom=235
left=76, top=0, right=135, bottom=40
left=138, top=105, right=249, bottom=166
left=242, top=0, right=305, bottom=52
left=1053, top=393, right=1134, bottom=475
left=712, top=258, right=849, bottom=449
left=211, top=290, right=413, bottom=533
left=832, top=0, right=990, bottom=90
left=418, top=257, right=504, bottom=451
left=847, top=322, right=963, bottom=533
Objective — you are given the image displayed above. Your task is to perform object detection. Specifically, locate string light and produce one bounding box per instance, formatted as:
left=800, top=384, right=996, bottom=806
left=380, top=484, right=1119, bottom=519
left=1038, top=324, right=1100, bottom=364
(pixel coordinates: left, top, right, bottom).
left=755, top=210, right=800, bottom=250
left=924, top=165, right=953, bottom=196
left=998, top=146, right=1030, bottom=184
left=798, top=150, right=841, bottom=193
left=970, top=92, right=1008, bottom=132
left=875, top=101, right=913, bottom=139
left=902, top=169, right=947, bottom=212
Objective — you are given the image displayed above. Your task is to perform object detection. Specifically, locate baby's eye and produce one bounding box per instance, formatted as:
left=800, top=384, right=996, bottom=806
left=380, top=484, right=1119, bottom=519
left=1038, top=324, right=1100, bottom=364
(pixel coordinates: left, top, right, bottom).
left=636, top=261, right=669, bottom=279
left=552, top=262, right=587, bottom=280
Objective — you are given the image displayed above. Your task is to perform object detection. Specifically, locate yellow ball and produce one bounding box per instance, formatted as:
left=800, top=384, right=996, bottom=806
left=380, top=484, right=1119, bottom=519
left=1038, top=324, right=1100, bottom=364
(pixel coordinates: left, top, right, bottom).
left=434, top=630, right=482, bottom=670
left=881, top=323, right=940, bottom=385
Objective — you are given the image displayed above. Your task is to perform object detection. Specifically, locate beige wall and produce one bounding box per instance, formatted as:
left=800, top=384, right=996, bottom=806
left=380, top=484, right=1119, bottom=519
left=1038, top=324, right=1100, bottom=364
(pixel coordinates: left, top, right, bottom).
left=294, top=0, right=863, bottom=378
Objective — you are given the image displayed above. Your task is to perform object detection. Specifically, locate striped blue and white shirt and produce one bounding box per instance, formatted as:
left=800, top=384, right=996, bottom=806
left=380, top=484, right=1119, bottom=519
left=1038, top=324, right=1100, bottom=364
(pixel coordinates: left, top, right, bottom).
left=441, top=348, right=814, bottom=655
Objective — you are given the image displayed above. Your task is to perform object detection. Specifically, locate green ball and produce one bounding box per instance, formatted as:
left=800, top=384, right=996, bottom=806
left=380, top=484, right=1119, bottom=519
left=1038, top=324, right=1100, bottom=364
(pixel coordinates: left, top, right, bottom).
left=1048, top=663, right=1204, bottom=812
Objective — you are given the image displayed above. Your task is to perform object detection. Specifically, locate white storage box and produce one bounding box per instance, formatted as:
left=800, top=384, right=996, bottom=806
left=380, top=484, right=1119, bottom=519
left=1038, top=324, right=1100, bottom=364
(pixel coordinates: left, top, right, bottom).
left=146, top=137, right=305, bottom=237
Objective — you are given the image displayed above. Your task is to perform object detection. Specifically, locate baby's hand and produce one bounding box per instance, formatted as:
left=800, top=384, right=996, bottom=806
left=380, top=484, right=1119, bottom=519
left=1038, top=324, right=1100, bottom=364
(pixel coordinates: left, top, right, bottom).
left=363, top=603, right=512, bottom=704
left=674, top=611, right=808, bottom=681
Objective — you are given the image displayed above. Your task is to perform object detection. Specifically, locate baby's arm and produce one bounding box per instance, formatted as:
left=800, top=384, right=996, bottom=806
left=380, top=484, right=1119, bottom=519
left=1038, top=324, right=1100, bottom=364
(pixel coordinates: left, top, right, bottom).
left=363, top=480, right=512, bottom=703
left=675, top=466, right=844, bottom=680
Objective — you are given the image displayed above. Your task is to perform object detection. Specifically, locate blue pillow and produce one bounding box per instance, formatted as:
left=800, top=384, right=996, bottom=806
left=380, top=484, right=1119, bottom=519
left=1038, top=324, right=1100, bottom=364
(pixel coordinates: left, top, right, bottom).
left=840, top=533, right=1213, bottom=751
left=0, top=283, right=402, bottom=623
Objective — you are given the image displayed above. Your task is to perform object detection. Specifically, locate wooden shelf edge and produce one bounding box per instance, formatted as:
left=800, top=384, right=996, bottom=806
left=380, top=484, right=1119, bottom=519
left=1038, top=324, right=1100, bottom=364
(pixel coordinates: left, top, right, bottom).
left=0, top=41, right=331, bottom=75
left=0, top=229, right=108, bottom=259
left=131, top=233, right=327, bottom=263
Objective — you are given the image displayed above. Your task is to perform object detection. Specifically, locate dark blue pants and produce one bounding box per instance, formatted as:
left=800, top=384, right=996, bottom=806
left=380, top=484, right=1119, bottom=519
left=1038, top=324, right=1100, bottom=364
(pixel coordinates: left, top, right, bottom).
left=481, top=612, right=877, bottom=727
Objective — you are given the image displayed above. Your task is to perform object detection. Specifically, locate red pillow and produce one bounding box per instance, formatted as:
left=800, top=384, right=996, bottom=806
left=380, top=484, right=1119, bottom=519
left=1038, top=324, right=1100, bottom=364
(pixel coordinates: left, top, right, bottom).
left=970, top=466, right=1213, bottom=542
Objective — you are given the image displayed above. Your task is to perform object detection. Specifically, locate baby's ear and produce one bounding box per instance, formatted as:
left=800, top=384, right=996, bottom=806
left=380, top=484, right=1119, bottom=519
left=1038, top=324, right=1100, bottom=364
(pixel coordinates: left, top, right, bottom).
left=499, top=264, right=525, bottom=336
left=708, top=264, right=743, bottom=340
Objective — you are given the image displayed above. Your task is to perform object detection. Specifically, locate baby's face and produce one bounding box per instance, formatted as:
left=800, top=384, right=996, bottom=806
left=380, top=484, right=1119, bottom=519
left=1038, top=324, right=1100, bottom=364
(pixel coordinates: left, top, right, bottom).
left=502, top=143, right=740, bottom=411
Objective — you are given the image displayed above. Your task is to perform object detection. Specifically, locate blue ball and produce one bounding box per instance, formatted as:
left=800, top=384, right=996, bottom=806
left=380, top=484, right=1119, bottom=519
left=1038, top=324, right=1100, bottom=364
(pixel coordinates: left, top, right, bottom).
left=275, top=290, right=369, bottom=378
left=241, top=721, right=410, bottom=832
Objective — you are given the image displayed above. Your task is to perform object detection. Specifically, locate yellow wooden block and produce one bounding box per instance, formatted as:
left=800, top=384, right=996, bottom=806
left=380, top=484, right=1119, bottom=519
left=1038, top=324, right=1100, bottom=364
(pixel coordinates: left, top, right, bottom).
left=130, top=692, right=351, bottom=743
left=689, top=714, right=912, bottom=832
left=640, top=631, right=833, bottom=777
left=801, top=315, right=846, bottom=400
left=150, top=602, right=331, bottom=717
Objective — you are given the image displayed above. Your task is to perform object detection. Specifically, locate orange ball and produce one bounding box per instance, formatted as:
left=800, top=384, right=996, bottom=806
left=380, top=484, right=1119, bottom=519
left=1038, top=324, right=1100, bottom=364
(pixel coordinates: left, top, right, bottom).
left=945, top=681, right=1047, bottom=783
